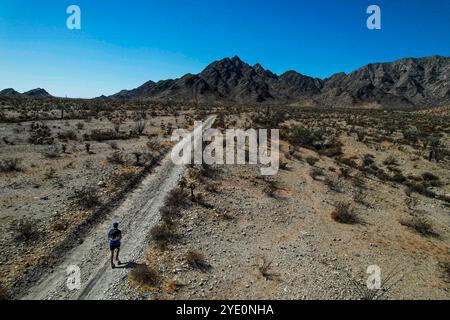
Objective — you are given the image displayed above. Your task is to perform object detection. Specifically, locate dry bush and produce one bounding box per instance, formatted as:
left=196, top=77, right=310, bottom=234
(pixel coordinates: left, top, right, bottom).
left=57, top=130, right=77, bottom=141
left=262, top=178, right=279, bottom=197
left=150, top=223, right=174, bottom=249
left=440, top=261, right=450, bottom=283
left=185, top=250, right=209, bottom=270
left=41, top=144, right=61, bottom=159
left=107, top=151, right=125, bottom=165
left=331, top=202, right=360, bottom=224
left=75, top=122, right=84, bottom=130
left=400, top=215, right=439, bottom=238
left=10, top=217, right=41, bottom=242
left=0, top=158, right=22, bottom=173
left=72, top=186, right=100, bottom=209
left=129, top=263, right=160, bottom=287
left=347, top=265, right=403, bottom=300
left=165, top=279, right=182, bottom=294
left=0, top=284, right=9, bottom=300
left=110, top=167, right=138, bottom=189
left=306, top=156, right=319, bottom=166
left=133, top=121, right=146, bottom=135
left=165, top=187, right=188, bottom=207
left=324, top=177, right=342, bottom=192
left=421, top=172, right=439, bottom=182
left=107, top=141, right=119, bottom=150
left=28, top=122, right=53, bottom=145
left=205, top=181, right=219, bottom=193
left=43, top=167, right=57, bottom=179
left=383, top=155, right=398, bottom=166
left=256, top=256, right=279, bottom=281
left=309, top=167, right=324, bottom=180
left=84, top=129, right=129, bottom=141
left=361, top=154, right=375, bottom=167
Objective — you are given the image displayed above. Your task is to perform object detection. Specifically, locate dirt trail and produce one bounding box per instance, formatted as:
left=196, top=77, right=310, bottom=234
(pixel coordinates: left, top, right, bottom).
left=22, top=116, right=215, bottom=300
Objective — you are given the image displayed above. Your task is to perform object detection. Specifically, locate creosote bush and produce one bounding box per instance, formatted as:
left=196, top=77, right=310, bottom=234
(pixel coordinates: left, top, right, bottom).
left=0, top=158, right=22, bottom=173
left=129, top=263, right=160, bottom=287
left=72, top=186, right=100, bottom=209
left=331, top=202, right=359, bottom=224
left=10, top=217, right=41, bottom=242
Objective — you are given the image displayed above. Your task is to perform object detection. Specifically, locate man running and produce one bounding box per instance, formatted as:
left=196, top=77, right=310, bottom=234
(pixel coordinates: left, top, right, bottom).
left=108, top=222, right=122, bottom=269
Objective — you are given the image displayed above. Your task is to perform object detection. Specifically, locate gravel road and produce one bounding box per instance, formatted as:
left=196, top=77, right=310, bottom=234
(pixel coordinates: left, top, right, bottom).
left=22, top=116, right=215, bottom=300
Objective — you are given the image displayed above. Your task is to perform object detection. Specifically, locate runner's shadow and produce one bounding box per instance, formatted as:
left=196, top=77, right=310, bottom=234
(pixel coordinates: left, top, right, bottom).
left=115, top=261, right=138, bottom=269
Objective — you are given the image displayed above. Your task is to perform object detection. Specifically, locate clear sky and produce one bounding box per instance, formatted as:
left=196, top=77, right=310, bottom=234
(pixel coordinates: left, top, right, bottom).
left=0, top=0, right=449, bottom=98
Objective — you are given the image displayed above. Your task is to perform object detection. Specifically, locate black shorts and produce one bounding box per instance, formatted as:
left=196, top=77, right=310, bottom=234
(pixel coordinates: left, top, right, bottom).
left=110, top=243, right=121, bottom=251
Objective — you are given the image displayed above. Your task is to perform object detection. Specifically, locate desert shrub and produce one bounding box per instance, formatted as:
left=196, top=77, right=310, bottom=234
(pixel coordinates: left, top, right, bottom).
left=403, top=128, right=420, bottom=143
left=0, top=158, right=22, bottom=173
left=356, top=128, right=366, bottom=142
left=391, top=172, right=406, bottom=183
left=256, top=256, right=279, bottom=281
left=165, top=187, right=188, bottom=207
left=10, top=217, right=41, bottom=242
left=57, top=130, right=77, bottom=141
left=361, top=154, right=375, bottom=167
left=75, top=122, right=84, bottom=130
left=339, top=167, right=351, bottom=179
left=43, top=167, right=57, bottom=179
left=133, top=121, right=146, bottom=135
left=324, top=177, right=342, bottom=192
left=331, top=202, right=359, bottom=224
left=383, top=155, right=398, bottom=166
left=107, top=151, right=125, bottom=165
left=0, top=284, right=9, bottom=300
left=205, top=181, right=219, bottom=193
left=440, top=261, right=450, bottom=283
left=107, top=141, right=119, bottom=150
left=150, top=223, right=174, bottom=248
left=306, top=156, right=319, bottom=166
left=72, top=186, right=100, bottom=209
left=422, top=172, right=439, bottom=181
left=185, top=250, right=209, bottom=270
left=262, top=178, right=279, bottom=197
left=309, top=167, right=324, bottom=180
left=110, top=167, right=138, bottom=189
left=28, top=122, right=53, bottom=145
left=84, top=129, right=129, bottom=141
left=146, top=137, right=160, bottom=151
left=165, top=279, right=181, bottom=294
left=41, top=144, right=61, bottom=159
left=128, top=263, right=160, bottom=287
left=290, top=125, right=324, bottom=148
left=400, top=215, right=439, bottom=238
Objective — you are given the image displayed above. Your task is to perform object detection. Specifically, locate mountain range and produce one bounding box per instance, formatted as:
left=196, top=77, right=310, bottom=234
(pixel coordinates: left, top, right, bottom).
left=0, top=88, right=52, bottom=98
left=2, top=55, right=449, bottom=107
left=111, top=55, right=450, bottom=107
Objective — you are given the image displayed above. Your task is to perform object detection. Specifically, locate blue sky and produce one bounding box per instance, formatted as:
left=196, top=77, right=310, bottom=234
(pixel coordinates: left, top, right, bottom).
left=0, top=0, right=449, bottom=98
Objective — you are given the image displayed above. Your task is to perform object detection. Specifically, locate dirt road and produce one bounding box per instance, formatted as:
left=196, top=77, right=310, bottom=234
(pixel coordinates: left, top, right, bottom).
left=22, top=116, right=215, bottom=300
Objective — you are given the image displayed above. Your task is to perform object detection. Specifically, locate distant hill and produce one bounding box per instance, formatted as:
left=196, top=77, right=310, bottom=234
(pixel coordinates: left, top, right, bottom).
left=111, top=55, right=450, bottom=107
left=23, top=88, right=52, bottom=98
left=0, top=88, right=52, bottom=99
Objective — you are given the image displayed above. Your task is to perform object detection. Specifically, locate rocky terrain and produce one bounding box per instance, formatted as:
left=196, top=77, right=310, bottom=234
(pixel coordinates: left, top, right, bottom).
left=119, top=106, right=450, bottom=300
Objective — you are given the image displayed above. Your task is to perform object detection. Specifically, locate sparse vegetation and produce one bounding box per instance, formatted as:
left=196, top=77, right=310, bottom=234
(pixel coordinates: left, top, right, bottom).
left=71, top=186, right=100, bottom=209
left=0, top=158, right=22, bottom=173
left=331, top=202, right=359, bottom=224
left=400, top=215, right=439, bottom=238
left=10, top=218, right=41, bottom=242
left=129, top=263, right=160, bottom=287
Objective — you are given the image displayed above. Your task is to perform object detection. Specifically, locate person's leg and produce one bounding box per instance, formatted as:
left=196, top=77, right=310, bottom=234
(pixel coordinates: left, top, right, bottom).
left=110, top=248, right=115, bottom=268
left=115, top=247, right=121, bottom=264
